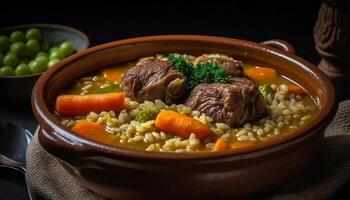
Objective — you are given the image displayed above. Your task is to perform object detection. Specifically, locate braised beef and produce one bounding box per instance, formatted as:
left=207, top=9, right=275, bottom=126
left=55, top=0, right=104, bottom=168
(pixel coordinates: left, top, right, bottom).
left=185, top=77, right=266, bottom=126
left=121, top=57, right=186, bottom=104
left=194, top=55, right=243, bottom=77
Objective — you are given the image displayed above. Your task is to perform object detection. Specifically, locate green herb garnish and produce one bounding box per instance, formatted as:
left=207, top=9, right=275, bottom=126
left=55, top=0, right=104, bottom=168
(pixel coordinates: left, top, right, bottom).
left=167, top=54, right=231, bottom=90
left=95, top=83, right=121, bottom=94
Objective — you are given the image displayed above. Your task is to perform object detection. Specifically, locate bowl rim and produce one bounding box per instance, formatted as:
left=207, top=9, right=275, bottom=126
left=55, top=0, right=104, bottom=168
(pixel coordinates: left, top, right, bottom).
left=32, top=34, right=337, bottom=160
left=0, top=23, right=90, bottom=79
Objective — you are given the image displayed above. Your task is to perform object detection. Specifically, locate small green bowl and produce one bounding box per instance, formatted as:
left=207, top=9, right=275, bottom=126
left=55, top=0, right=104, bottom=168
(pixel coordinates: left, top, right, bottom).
left=0, top=24, right=89, bottom=100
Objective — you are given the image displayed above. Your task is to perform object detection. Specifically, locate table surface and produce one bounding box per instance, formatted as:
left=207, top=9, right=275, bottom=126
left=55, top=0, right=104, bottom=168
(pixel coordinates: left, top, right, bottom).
left=0, top=1, right=349, bottom=199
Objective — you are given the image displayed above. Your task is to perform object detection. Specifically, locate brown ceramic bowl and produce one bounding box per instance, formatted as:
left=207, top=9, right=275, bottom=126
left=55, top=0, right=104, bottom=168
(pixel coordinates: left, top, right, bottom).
left=32, top=35, right=336, bottom=200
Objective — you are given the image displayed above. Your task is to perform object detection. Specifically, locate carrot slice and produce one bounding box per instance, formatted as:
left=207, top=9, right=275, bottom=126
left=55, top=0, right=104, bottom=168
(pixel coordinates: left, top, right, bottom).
left=231, top=141, right=255, bottom=150
left=72, top=120, right=115, bottom=145
left=288, top=84, right=305, bottom=95
left=213, top=139, right=231, bottom=151
left=56, top=92, right=125, bottom=116
left=244, top=67, right=277, bottom=82
left=155, top=110, right=211, bottom=140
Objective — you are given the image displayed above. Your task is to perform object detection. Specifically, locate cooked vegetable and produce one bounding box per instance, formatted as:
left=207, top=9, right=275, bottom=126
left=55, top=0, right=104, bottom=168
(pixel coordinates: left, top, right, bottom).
left=213, top=139, right=230, bottom=151
left=244, top=67, right=277, bottom=82
left=72, top=120, right=115, bottom=145
left=155, top=110, right=211, bottom=140
left=56, top=92, right=125, bottom=116
left=167, top=54, right=231, bottom=89
left=135, top=110, right=157, bottom=123
left=259, top=84, right=273, bottom=95
left=288, top=84, right=305, bottom=95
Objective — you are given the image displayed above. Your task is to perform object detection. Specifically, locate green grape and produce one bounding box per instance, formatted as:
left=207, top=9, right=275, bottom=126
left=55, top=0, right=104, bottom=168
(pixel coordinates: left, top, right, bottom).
left=49, top=47, right=58, bottom=54
left=49, top=50, right=64, bottom=60
left=59, top=41, right=74, bottom=56
left=3, top=53, right=19, bottom=67
left=0, top=53, right=4, bottom=66
left=25, top=28, right=41, bottom=41
left=10, top=42, right=27, bottom=57
left=0, top=36, right=10, bottom=53
left=40, top=40, right=50, bottom=51
left=47, top=58, right=60, bottom=68
left=10, top=31, right=26, bottom=43
left=0, top=66, right=15, bottom=77
left=36, top=51, right=48, bottom=58
left=15, top=63, right=31, bottom=76
left=29, top=60, right=46, bottom=74
left=26, top=39, right=40, bottom=53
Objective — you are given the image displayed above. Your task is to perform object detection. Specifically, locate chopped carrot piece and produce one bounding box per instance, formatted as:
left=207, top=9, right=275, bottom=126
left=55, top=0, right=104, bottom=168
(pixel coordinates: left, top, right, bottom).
left=244, top=67, right=277, bottom=82
left=55, top=92, right=125, bottom=116
left=213, top=139, right=231, bottom=151
left=155, top=110, right=211, bottom=140
left=230, top=141, right=255, bottom=150
left=72, top=120, right=115, bottom=145
left=288, top=84, right=305, bottom=95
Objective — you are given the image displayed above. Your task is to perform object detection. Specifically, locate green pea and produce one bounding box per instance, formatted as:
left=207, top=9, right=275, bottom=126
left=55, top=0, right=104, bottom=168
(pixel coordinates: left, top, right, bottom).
left=135, top=110, right=157, bottom=123
left=59, top=41, right=74, bottom=56
left=0, top=36, right=10, bottom=53
left=36, top=51, right=48, bottom=58
left=15, top=63, right=31, bottom=76
left=49, top=47, right=58, bottom=54
left=0, top=66, right=15, bottom=77
left=29, top=60, right=46, bottom=74
left=26, top=39, right=40, bottom=53
left=25, top=28, right=41, bottom=41
left=3, top=53, right=19, bottom=67
left=10, top=31, right=26, bottom=43
left=10, top=42, right=27, bottom=57
left=47, top=58, right=60, bottom=68
left=36, top=56, right=48, bottom=66
left=49, top=50, right=64, bottom=60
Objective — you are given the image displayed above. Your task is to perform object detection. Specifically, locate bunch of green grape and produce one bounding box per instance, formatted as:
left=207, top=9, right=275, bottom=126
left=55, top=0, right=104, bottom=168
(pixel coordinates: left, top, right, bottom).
left=0, top=28, right=75, bottom=77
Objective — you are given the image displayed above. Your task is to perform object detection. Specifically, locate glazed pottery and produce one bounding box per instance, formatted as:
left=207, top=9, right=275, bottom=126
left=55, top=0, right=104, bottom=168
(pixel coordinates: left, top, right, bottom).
left=32, top=35, right=336, bottom=200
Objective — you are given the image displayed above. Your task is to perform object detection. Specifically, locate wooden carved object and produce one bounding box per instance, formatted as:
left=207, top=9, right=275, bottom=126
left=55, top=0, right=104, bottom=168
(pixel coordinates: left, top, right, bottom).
left=314, top=0, right=350, bottom=81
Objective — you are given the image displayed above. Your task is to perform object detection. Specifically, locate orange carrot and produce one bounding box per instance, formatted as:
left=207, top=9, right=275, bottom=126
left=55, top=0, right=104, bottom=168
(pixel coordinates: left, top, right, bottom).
left=155, top=110, right=211, bottom=140
left=72, top=120, right=115, bottom=144
left=56, top=92, right=125, bottom=116
left=213, top=139, right=231, bottom=151
left=244, top=67, right=277, bottom=82
left=288, top=84, right=305, bottom=95
left=231, top=141, right=255, bottom=150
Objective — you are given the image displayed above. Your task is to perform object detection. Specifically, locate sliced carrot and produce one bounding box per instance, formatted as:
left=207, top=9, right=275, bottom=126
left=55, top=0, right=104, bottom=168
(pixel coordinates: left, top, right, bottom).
left=72, top=120, right=115, bottom=145
left=56, top=92, right=125, bottom=116
left=155, top=110, right=211, bottom=140
left=230, top=141, right=255, bottom=150
left=287, top=84, right=305, bottom=95
left=244, top=67, right=277, bottom=82
left=213, top=139, right=231, bottom=151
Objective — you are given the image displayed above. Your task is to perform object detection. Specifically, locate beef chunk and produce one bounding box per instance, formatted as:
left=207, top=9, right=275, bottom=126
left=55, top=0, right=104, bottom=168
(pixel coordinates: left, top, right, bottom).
left=194, top=54, right=243, bottom=77
left=121, top=57, right=186, bottom=104
left=185, top=77, right=266, bottom=126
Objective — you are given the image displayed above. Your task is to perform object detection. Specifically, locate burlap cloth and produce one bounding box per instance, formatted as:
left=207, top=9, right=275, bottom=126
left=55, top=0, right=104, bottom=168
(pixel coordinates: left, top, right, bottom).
left=26, top=100, right=350, bottom=200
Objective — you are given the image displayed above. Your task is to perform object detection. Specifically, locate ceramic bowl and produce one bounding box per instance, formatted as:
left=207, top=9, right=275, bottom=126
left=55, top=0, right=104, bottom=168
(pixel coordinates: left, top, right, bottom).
left=0, top=23, right=89, bottom=100
left=32, top=35, right=336, bottom=200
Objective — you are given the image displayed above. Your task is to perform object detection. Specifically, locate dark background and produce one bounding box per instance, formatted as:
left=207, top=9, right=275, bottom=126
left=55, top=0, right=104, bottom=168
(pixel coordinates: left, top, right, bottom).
left=0, top=0, right=348, bottom=199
